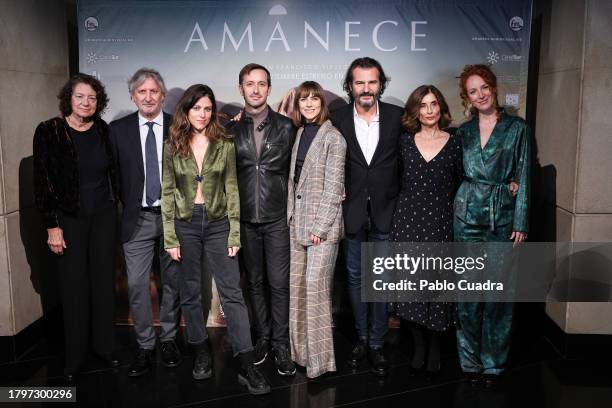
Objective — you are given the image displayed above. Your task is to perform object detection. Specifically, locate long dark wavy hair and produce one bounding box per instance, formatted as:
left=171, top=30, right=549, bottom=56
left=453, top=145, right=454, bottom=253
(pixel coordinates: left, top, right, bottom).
left=57, top=73, right=109, bottom=118
left=402, top=85, right=452, bottom=133
left=169, top=84, right=227, bottom=159
left=459, top=64, right=500, bottom=118
left=342, top=57, right=389, bottom=102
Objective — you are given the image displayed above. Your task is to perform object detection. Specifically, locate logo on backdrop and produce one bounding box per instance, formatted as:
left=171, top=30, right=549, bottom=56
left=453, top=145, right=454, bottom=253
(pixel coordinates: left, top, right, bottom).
left=502, top=54, right=522, bottom=62
left=505, top=93, right=519, bottom=106
left=487, top=51, right=500, bottom=64
left=84, top=17, right=99, bottom=32
left=86, top=52, right=120, bottom=65
left=509, top=16, right=524, bottom=32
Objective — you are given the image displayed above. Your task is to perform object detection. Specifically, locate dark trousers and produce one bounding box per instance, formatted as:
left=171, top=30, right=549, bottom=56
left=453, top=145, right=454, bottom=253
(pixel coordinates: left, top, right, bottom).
left=57, top=206, right=117, bottom=373
left=123, top=211, right=180, bottom=349
left=345, top=227, right=389, bottom=348
left=241, top=218, right=290, bottom=348
left=454, top=219, right=514, bottom=375
left=175, top=205, right=253, bottom=355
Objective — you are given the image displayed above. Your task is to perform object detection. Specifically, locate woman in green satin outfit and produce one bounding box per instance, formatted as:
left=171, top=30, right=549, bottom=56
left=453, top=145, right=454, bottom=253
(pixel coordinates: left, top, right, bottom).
left=161, top=84, right=270, bottom=394
left=453, top=64, right=530, bottom=383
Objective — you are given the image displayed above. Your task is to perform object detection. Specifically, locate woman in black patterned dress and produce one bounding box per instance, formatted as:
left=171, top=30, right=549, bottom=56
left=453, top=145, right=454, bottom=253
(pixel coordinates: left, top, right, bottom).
left=390, top=85, right=462, bottom=374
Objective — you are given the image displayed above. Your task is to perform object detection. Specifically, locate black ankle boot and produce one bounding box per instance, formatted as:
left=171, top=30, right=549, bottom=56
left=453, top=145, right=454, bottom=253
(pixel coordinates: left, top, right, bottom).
left=192, top=342, right=212, bottom=380
left=238, top=351, right=271, bottom=395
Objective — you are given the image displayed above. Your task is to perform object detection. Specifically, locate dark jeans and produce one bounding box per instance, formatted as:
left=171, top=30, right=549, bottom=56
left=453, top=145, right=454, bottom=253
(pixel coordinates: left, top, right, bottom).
left=241, top=218, right=290, bottom=348
left=345, top=227, right=389, bottom=348
left=57, top=206, right=117, bottom=373
left=174, top=205, right=253, bottom=356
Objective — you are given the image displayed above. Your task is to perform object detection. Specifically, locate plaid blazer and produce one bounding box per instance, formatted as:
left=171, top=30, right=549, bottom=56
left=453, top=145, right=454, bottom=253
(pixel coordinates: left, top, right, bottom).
left=287, top=120, right=347, bottom=245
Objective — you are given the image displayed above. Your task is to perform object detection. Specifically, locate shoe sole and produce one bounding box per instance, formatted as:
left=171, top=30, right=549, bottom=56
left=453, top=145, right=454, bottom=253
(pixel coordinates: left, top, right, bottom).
left=370, top=368, right=388, bottom=377
left=274, top=357, right=296, bottom=376
left=162, top=358, right=183, bottom=368
left=127, top=369, right=149, bottom=378
left=277, top=367, right=296, bottom=376
left=237, top=374, right=271, bottom=395
left=253, top=352, right=268, bottom=366
left=193, top=369, right=212, bottom=380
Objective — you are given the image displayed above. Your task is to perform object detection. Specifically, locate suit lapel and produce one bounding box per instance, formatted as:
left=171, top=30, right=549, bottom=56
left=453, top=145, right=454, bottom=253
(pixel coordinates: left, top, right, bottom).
left=369, top=102, right=385, bottom=167
left=289, top=127, right=302, bottom=185
left=480, top=111, right=508, bottom=170
left=162, top=112, right=171, bottom=140
left=296, top=122, right=328, bottom=192
left=341, top=106, right=368, bottom=167
left=131, top=113, right=145, bottom=180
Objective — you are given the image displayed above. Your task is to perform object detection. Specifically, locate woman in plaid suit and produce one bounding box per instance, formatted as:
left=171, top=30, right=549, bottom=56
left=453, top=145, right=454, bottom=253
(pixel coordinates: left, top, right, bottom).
left=287, top=81, right=347, bottom=378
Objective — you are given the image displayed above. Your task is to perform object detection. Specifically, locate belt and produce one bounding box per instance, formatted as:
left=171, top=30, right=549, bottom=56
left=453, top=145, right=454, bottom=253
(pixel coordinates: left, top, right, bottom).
left=464, top=177, right=508, bottom=231
left=141, top=206, right=161, bottom=214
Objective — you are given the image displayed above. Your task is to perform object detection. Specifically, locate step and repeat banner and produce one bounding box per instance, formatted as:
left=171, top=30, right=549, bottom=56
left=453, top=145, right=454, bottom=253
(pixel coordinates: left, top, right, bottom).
left=78, top=0, right=533, bottom=123
left=77, top=0, right=533, bottom=326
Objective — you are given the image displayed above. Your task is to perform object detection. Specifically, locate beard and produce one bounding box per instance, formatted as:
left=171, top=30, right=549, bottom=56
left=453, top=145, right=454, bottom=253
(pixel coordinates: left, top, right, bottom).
left=354, top=91, right=378, bottom=109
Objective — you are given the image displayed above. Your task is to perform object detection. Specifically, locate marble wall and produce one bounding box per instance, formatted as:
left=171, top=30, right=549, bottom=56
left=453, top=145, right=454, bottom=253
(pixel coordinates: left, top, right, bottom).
left=538, top=0, right=612, bottom=334
left=0, top=0, right=68, bottom=336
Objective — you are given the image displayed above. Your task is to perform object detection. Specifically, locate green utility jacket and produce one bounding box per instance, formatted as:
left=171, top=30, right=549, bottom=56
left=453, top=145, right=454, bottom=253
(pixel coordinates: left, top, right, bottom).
left=161, top=137, right=240, bottom=249
left=454, top=110, right=530, bottom=233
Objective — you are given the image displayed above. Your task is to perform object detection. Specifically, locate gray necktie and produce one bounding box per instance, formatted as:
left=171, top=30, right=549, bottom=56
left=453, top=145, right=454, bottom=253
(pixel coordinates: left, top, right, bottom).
left=145, top=122, right=160, bottom=206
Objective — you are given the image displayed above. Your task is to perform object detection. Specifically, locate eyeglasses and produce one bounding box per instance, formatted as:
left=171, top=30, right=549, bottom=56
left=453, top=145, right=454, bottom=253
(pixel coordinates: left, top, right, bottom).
left=73, top=94, right=98, bottom=103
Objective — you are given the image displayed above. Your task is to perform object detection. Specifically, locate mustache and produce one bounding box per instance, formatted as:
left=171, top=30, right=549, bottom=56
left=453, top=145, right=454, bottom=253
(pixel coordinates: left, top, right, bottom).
left=358, top=92, right=376, bottom=98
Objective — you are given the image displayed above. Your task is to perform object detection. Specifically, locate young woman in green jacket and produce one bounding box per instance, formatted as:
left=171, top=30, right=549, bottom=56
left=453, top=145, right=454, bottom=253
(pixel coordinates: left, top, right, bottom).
left=161, top=84, right=270, bottom=395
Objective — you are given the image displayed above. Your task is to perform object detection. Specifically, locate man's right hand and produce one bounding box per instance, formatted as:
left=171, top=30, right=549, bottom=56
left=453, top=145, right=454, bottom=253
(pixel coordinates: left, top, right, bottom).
left=166, top=247, right=181, bottom=262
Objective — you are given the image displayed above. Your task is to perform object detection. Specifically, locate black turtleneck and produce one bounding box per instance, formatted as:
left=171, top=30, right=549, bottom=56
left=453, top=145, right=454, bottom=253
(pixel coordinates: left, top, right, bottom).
left=293, top=123, right=320, bottom=184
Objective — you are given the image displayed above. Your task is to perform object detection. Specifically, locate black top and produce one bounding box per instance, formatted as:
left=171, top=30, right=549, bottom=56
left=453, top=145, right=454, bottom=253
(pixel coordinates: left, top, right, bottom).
left=294, top=123, right=320, bottom=184
left=69, top=124, right=113, bottom=216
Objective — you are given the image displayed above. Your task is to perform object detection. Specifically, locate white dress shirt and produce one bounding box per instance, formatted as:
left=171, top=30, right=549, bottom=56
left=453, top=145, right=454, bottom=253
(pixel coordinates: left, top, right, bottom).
left=353, top=102, right=380, bottom=165
left=138, top=111, right=164, bottom=207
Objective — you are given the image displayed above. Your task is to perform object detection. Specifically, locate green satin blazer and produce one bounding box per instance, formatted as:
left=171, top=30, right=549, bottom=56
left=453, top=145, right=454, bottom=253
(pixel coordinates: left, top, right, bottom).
left=454, top=110, right=531, bottom=232
left=161, top=137, right=240, bottom=249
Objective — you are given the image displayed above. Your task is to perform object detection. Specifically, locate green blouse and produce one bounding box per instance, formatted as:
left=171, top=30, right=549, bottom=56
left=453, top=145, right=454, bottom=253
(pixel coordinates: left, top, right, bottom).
left=454, top=110, right=531, bottom=232
left=161, top=137, right=240, bottom=249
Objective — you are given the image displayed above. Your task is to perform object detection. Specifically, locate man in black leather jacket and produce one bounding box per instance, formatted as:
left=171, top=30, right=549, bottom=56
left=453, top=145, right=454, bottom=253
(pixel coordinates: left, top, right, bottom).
left=227, top=63, right=296, bottom=377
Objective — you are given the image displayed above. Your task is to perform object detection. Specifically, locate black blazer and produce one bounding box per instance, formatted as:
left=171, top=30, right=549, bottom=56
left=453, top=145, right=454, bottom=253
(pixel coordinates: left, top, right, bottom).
left=331, top=101, right=403, bottom=235
left=109, top=111, right=171, bottom=242
left=33, top=117, right=117, bottom=229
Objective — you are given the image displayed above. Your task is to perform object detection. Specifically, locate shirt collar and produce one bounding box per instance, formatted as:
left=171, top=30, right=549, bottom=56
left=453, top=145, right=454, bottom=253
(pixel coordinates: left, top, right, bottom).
left=138, top=111, right=163, bottom=127
left=353, top=101, right=380, bottom=122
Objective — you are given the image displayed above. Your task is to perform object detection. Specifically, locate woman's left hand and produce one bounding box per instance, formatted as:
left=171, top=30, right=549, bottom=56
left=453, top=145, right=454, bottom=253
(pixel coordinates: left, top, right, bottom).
left=510, top=231, right=527, bottom=247
left=228, top=246, right=240, bottom=257
left=310, top=234, right=322, bottom=246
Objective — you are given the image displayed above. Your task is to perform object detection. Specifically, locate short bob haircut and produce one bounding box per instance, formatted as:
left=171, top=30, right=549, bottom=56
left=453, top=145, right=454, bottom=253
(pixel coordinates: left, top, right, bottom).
left=238, top=63, right=271, bottom=86
left=291, top=81, right=330, bottom=126
left=57, top=73, right=109, bottom=118
left=459, top=64, right=500, bottom=117
left=402, top=85, right=452, bottom=133
left=342, top=57, right=389, bottom=102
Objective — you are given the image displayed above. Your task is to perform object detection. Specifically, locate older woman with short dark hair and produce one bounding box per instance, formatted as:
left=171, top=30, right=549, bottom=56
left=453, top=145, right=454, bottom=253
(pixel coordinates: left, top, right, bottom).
left=33, top=73, right=118, bottom=383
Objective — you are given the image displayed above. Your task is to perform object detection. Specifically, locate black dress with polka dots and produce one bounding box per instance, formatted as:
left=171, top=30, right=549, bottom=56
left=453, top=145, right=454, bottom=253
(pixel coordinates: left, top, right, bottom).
left=390, top=131, right=463, bottom=331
